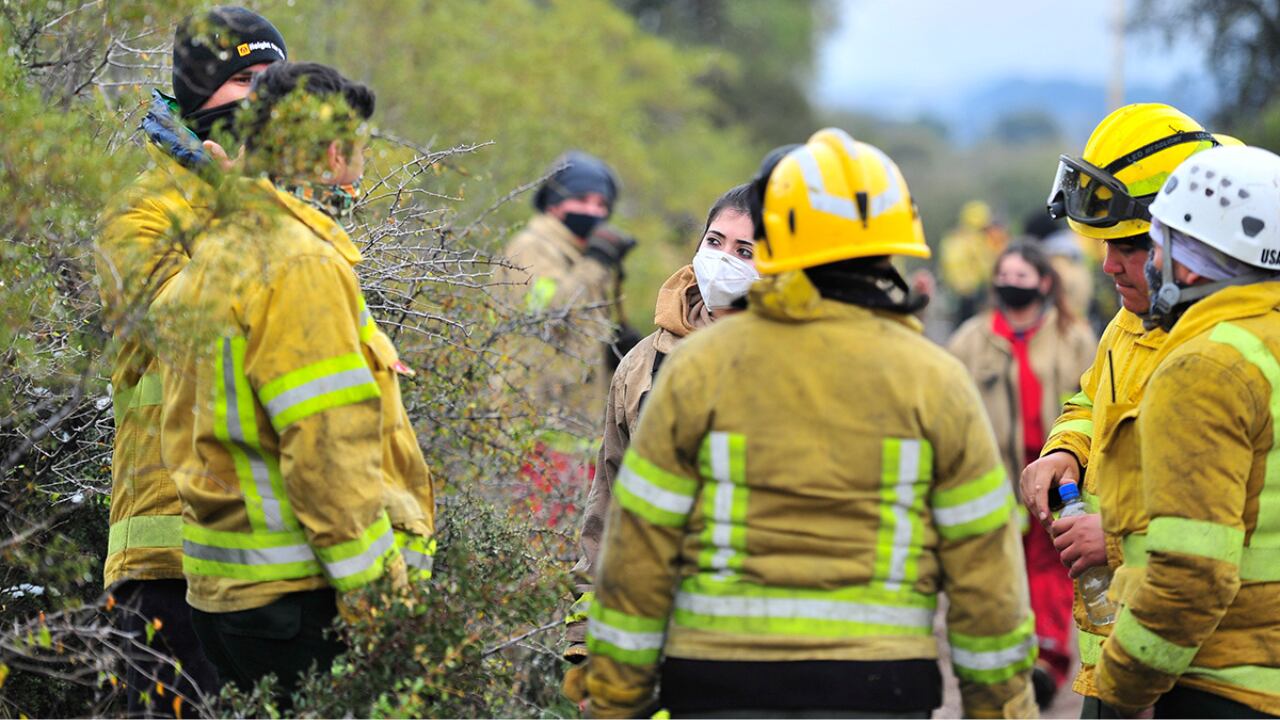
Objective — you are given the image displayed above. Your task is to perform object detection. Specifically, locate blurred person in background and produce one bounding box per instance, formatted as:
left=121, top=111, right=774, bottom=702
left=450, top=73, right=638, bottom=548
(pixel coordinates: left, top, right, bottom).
left=95, top=6, right=286, bottom=714
left=1020, top=103, right=1225, bottom=718
left=561, top=182, right=760, bottom=705
left=940, top=200, right=1010, bottom=326
left=1023, top=209, right=1098, bottom=330
left=947, top=242, right=1096, bottom=709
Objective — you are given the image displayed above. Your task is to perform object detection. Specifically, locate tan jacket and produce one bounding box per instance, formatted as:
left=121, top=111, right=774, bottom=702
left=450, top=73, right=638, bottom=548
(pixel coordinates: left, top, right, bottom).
left=947, top=308, right=1096, bottom=492
left=497, top=214, right=617, bottom=439
left=567, top=265, right=711, bottom=645
left=586, top=271, right=1035, bottom=718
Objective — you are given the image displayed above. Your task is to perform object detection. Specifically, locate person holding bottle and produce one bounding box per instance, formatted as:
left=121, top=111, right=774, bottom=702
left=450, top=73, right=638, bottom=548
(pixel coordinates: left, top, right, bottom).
left=948, top=242, right=1096, bottom=707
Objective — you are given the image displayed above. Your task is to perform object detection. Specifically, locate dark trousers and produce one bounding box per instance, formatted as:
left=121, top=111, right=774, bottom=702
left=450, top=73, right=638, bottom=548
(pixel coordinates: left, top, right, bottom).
left=189, top=588, right=343, bottom=708
left=115, top=579, right=219, bottom=718
left=1155, top=685, right=1276, bottom=719
left=1080, top=696, right=1122, bottom=719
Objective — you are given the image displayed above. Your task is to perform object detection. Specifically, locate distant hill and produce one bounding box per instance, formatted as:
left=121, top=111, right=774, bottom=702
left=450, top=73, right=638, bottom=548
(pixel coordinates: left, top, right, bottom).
left=943, top=76, right=1219, bottom=145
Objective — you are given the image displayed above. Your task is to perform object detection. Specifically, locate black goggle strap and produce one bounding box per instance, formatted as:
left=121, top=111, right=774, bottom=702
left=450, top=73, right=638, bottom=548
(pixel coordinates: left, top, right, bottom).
left=1103, top=130, right=1219, bottom=175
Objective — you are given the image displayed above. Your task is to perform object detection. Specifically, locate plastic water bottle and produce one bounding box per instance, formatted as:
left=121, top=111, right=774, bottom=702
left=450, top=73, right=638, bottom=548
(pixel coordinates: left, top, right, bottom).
left=1058, top=481, right=1116, bottom=626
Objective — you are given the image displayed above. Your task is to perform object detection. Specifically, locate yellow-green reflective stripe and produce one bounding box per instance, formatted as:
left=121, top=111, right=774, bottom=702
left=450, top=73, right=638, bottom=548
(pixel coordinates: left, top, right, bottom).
left=1050, top=418, right=1093, bottom=438
left=616, top=450, right=697, bottom=527
left=697, top=432, right=748, bottom=575
left=1112, top=606, right=1197, bottom=675
left=214, top=337, right=299, bottom=533
left=567, top=591, right=594, bottom=625
left=107, top=515, right=183, bottom=555
left=259, top=352, right=379, bottom=431
left=181, top=523, right=321, bottom=581
left=875, top=438, right=931, bottom=590
left=1067, top=390, right=1094, bottom=410
left=587, top=604, right=665, bottom=665
left=112, top=372, right=164, bottom=428
left=949, top=615, right=1038, bottom=684
left=1148, top=517, right=1244, bottom=565
left=357, top=296, right=377, bottom=342
left=1079, top=629, right=1104, bottom=666
left=932, top=466, right=1012, bottom=540
left=394, top=531, right=436, bottom=577
left=1210, top=322, right=1280, bottom=552
left=1187, top=664, right=1280, bottom=694
left=1082, top=488, right=1101, bottom=514
left=526, top=276, right=558, bottom=312
left=1122, top=533, right=1148, bottom=567
left=673, top=574, right=935, bottom=638
left=1128, top=530, right=1280, bottom=580
left=313, top=511, right=398, bottom=591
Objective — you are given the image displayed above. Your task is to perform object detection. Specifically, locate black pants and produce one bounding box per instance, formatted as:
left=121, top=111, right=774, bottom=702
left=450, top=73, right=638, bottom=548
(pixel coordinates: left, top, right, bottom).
left=1080, top=696, right=1123, bottom=719
left=1155, top=685, right=1276, bottom=719
left=115, top=579, right=219, bottom=718
left=190, top=589, right=343, bottom=707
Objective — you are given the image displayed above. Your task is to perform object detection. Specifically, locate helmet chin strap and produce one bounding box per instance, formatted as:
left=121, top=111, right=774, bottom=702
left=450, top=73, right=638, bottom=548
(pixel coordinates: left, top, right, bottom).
left=1146, top=233, right=1272, bottom=331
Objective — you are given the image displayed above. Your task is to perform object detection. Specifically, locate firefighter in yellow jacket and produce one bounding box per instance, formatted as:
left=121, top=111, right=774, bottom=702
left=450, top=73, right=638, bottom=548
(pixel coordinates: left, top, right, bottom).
left=94, top=7, right=286, bottom=711
left=150, top=62, right=433, bottom=698
left=1093, top=145, right=1280, bottom=716
left=1019, top=103, right=1224, bottom=713
left=586, top=129, right=1037, bottom=718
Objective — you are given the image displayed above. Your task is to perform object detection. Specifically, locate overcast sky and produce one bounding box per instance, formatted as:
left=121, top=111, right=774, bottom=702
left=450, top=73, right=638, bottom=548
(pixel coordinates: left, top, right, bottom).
left=814, top=0, right=1211, bottom=117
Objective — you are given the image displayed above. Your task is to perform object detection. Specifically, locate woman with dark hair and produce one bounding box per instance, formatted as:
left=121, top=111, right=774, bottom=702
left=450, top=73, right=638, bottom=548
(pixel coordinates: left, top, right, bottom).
left=947, top=241, right=1096, bottom=709
left=561, top=183, right=758, bottom=703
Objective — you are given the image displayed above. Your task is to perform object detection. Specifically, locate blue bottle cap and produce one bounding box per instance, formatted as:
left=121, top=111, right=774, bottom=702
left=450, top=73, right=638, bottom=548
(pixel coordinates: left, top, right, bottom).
left=1059, top=481, right=1081, bottom=503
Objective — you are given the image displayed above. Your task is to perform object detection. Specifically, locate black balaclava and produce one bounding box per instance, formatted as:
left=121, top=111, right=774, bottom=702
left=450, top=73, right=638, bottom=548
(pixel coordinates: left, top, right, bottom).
left=173, top=6, right=287, bottom=139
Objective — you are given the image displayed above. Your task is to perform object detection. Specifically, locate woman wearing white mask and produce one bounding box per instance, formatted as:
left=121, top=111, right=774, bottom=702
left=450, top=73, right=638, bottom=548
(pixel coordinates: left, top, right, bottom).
left=561, top=184, right=758, bottom=702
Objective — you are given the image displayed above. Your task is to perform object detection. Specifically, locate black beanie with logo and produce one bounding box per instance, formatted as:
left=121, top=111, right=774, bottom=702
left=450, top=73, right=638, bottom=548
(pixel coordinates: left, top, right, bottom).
left=172, top=6, right=287, bottom=118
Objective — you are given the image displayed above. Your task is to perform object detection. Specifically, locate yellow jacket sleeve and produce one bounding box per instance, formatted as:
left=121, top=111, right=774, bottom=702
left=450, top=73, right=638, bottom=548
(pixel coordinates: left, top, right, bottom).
left=586, top=348, right=704, bottom=718
left=242, top=254, right=400, bottom=593
left=505, top=224, right=613, bottom=316
left=1095, top=352, right=1251, bottom=713
left=930, top=369, right=1038, bottom=718
left=1040, top=361, right=1095, bottom=467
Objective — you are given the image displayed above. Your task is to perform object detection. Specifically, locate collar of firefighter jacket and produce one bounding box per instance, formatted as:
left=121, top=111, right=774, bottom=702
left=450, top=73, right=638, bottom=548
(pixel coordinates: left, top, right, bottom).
left=747, top=269, right=925, bottom=333
left=1110, top=306, right=1167, bottom=350
left=654, top=264, right=709, bottom=338
left=143, top=142, right=216, bottom=211
left=1148, top=280, right=1280, bottom=371
left=252, top=177, right=362, bottom=266
left=529, top=212, right=588, bottom=262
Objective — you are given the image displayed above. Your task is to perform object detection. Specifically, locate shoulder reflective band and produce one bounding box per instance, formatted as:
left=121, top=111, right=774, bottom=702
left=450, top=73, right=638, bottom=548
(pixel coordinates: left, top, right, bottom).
left=875, top=438, right=932, bottom=591
left=948, top=615, right=1038, bottom=684
left=587, top=604, right=666, bottom=666
left=1210, top=321, right=1280, bottom=578
left=697, top=432, right=748, bottom=576
left=259, top=352, right=380, bottom=432
left=214, top=336, right=299, bottom=534
left=673, top=573, right=935, bottom=639
left=1111, top=606, right=1198, bottom=676
left=615, top=449, right=697, bottom=527
left=357, top=296, right=377, bottom=342
left=932, top=466, right=1012, bottom=540
left=313, top=511, right=399, bottom=592
left=182, top=523, right=321, bottom=582
left=107, top=515, right=183, bottom=556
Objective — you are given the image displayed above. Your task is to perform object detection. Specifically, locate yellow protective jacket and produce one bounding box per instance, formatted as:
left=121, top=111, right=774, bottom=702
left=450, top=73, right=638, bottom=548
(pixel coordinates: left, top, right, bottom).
left=1039, top=307, right=1167, bottom=697
left=567, top=265, right=712, bottom=647
left=151, top=178, right=435, bottom=613
left=496, top=214, right=616, bottom=438
left=586, top=271, right=1036, bottom=718
left=96, top=143, right=213, bottom=587
left=1095, top=284, right=1280, bottom=715
left=947, top=308, right=1096, bottom=492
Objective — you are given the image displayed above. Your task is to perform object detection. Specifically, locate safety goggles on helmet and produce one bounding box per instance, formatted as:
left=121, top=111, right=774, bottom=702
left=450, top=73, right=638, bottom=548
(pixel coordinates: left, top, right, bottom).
left=1047, top=130, right=1219, bottom=228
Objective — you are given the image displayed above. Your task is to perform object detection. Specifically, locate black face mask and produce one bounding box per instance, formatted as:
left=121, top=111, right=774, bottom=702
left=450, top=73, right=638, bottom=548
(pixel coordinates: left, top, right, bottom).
left=184, top=100, right=241, bottom=142
left=562, top=211, right=605, bottom=240
left=994, top=284, right=1042, bottom=309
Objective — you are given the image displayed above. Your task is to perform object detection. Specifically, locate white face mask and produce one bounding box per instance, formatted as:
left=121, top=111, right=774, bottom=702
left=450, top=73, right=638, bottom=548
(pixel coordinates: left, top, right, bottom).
left=692, top=246, right=760, bottom=310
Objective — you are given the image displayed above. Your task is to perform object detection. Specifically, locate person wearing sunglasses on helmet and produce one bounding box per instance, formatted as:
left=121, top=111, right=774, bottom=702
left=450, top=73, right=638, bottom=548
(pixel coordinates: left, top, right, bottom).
left=1092, top=144, right=1280, bottom=718
left=1020, top=103, right=1229, bottom=717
